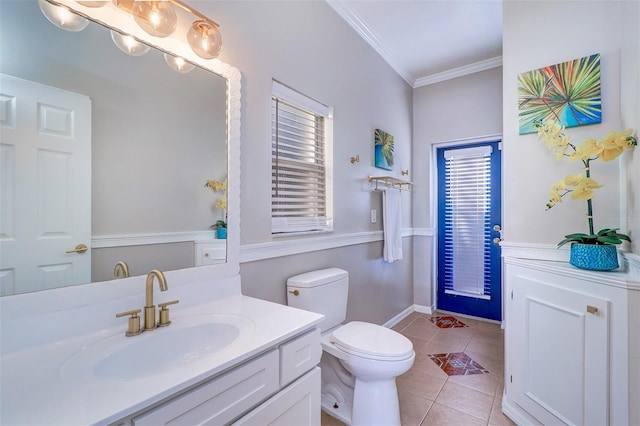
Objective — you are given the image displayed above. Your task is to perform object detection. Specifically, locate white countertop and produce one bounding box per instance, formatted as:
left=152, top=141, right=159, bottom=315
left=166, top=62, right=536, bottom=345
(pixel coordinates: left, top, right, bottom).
left=0, top=294, right=323, bottom=425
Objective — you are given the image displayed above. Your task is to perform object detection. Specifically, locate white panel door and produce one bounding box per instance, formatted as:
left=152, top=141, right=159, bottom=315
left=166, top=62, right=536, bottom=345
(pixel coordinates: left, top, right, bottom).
left=0, top=74, right=91, bottom=295
left=510, top=275, right=609, bottom=426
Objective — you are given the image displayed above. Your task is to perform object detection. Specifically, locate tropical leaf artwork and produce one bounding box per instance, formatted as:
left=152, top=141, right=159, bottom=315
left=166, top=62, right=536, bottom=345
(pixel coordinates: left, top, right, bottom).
left=518, top=53, right=601, bottom=134
left=374, top=129, right=394, bottom=170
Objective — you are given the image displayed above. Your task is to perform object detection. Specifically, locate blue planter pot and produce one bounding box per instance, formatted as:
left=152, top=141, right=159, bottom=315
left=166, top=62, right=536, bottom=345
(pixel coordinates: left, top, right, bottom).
left=569, top=243, right=618, bottom=271
left=216, top=228, right=227, bottom=239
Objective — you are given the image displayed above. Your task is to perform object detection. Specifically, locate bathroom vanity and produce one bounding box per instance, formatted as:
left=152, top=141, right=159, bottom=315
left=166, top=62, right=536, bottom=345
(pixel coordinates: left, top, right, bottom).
left=0, top=274, right=323, bottom=425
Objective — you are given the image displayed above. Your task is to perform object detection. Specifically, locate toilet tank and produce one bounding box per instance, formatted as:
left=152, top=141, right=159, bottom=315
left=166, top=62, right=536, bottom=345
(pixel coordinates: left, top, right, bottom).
left=287, top=268, right=348, bottom=333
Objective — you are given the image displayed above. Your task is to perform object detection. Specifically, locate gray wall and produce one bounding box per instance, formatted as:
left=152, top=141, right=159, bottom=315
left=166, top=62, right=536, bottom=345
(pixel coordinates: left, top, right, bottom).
left=197, top=0, right=415, bottom=325
left=502, top=1, right=625, bottom=246
left=411, top=67, right=504, bottom=308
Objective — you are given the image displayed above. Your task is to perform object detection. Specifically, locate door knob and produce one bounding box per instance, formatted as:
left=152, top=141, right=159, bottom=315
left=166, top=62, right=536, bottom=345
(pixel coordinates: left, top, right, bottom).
left=493, top=224, right=502, bottom=231
left=493, top=237, right=502, bottom=245
left=66, top=244, right=88, bottom=254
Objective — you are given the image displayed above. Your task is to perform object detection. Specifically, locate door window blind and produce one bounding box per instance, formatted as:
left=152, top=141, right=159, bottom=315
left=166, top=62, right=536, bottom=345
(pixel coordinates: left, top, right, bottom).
left=272, top=81, right=331, bottom=234
left=442, top=146, right=493, bottom=299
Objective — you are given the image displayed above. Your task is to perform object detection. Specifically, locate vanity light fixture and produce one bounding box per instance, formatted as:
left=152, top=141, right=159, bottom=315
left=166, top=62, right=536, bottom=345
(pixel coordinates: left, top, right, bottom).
left=38, top=0, right=89, bottom=32
left=164, top=53, right=195, bottom=73
left=116, top=0, right=223, bottom=59
left=42, top=0, right=223, bottom=63
left=187, top=20, right=222, bottom=59
left=132, top=1, right=178, bottom=38
left=110, top=30, right=151, bottom=56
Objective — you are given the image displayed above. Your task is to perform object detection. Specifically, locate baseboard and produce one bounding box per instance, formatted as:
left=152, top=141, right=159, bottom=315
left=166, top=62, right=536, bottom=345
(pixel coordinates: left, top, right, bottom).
left=502, top=397, right=538, bottom=425
left=383, top=305, right=415, bottom=328
left=413, top=304, right=434, bottom=314
left=435, top=308, right=502, bottom=324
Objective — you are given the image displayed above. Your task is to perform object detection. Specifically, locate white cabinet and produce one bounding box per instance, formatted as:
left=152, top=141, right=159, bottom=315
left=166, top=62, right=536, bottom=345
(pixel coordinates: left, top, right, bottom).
left=132, top=350, right=280, bottom=425
left=503, top=257, right=638, bottom=426
left=507, top=274, right=608, bottom=425
left=234, top=367, right=320, bottom=425
left=116, top=328, right=321, bottom=426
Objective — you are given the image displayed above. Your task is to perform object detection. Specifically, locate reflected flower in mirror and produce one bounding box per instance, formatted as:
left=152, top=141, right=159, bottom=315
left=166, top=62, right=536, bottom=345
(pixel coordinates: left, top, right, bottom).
left=205, top=179, right=227, bottom=229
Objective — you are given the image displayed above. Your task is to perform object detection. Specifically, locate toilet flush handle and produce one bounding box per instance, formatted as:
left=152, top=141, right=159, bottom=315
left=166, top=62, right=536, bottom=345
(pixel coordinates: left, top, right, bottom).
left=289, top=289, right=300, bottom=296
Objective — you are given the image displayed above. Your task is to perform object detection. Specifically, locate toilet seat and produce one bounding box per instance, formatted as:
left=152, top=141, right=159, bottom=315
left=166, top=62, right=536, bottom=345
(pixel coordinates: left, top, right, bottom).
left=329, top=321, right=413, bottom=361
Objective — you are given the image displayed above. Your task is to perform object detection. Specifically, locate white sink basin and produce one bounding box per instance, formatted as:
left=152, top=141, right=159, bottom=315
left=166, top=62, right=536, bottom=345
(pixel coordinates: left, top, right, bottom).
left=59, top=314, right=254, bottom=381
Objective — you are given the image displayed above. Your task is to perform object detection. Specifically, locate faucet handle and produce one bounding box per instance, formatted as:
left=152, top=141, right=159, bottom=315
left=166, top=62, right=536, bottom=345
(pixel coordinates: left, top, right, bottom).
left=116, top=309, right=143, bottom=337
left=157, top=300, right=180, bottom=327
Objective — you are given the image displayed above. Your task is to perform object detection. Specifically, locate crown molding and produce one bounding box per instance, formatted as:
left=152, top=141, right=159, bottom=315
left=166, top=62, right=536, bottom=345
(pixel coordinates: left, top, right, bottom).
left=325, top=1, right=503, bottom=88
left=414, top=56, right=503, bottom=88
left=325, top=0, right=415, bottom=87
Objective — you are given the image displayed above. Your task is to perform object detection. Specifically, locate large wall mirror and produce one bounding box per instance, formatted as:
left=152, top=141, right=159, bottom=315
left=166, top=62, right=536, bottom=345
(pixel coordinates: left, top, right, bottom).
left=0, top=0, right=241, bottom=296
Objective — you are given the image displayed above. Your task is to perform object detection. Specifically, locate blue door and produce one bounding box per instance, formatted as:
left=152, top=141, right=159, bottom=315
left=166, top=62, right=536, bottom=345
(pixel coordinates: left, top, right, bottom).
left=436, top=141, right=502, bottom=321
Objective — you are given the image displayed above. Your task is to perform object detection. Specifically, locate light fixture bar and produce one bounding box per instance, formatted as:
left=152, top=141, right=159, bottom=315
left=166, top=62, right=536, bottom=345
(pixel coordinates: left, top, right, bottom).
left=170, top=0, right=219, bottom=28
left=114, top=0, right=219, bottom=28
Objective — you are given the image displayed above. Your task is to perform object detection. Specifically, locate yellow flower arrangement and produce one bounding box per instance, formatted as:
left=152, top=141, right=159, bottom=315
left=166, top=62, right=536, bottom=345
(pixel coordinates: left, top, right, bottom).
left=205, top=179, right=227, bottom=229
left=535, top=119, right=637, bottom=246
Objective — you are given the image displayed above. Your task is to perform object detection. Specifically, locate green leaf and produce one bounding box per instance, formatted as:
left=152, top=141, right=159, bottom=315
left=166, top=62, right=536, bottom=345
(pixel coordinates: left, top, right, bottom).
left=596, top=236, right=622, bottom=245
left=557, top=238, right=575, bottom=248
left=597, top=228, right=615, bottom=236
left=564, top=233, right=590, bottom=239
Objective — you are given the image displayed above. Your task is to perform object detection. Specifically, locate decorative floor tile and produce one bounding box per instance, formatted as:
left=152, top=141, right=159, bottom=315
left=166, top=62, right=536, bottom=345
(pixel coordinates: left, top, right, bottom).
left=427, top=316, right=469, bottom=329
left=428, top=352, right=489, bottom=376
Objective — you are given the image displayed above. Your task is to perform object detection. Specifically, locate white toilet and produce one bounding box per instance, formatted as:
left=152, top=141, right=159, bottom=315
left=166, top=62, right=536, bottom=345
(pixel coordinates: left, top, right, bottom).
left=287, top=268, right=415, bottom=426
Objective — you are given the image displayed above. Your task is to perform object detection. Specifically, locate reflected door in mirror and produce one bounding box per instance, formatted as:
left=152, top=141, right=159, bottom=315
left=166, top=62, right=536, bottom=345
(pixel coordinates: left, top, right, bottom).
left=0, top=74, right=91, bottom=295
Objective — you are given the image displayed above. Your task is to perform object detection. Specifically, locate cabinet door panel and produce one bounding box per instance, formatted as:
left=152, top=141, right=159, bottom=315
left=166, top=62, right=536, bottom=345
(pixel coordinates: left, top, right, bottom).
left=511, top=276, right=609, bottom=426
left=233, top=367, right=320, bottom=426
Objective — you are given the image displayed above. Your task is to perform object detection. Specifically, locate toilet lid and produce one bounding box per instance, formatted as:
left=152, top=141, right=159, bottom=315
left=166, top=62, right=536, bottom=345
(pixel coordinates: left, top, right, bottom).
left=330, top=321, right=413, bottom=360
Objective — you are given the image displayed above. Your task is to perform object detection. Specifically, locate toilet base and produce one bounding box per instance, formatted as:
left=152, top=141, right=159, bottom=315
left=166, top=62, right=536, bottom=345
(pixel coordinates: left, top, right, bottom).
left=352, top=377, right=401, bottom=425
left=321, top=396, right=352, bottom=425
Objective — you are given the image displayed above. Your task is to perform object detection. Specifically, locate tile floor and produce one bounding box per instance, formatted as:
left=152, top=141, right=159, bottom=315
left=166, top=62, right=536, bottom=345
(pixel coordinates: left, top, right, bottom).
left=320, top=312, right=516, bottom=426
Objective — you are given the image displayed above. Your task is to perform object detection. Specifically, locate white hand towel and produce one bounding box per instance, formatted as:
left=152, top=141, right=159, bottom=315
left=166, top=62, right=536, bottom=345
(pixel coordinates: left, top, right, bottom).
left=382, top=189, right=403, bottom=262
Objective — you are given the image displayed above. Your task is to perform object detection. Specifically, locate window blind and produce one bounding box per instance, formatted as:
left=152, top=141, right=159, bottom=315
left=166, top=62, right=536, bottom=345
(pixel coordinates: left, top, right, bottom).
left=272, top=82, right=330, bottom=234
left=442, top=146, right=493, bottom=299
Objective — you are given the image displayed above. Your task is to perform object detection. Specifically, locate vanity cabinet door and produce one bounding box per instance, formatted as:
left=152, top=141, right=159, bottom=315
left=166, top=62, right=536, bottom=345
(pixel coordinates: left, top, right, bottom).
left=507, top=272, right=609, bottom=426
left=132, top=350, right=279, bottom=426
left=233, top=367, right=320, bottom=426
left=279, top=328, right=321, bottom=387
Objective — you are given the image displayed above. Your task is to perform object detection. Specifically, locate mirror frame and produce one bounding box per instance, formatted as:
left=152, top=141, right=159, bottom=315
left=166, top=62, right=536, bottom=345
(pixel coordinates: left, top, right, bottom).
left=53, top=0, right=241, bottom=280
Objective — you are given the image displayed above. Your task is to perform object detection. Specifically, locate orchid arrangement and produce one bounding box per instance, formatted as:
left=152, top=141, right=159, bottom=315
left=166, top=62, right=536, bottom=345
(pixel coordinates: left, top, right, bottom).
left=535, top=119, right=637, bottom=247
left=205, top=179, right=227, bottom=229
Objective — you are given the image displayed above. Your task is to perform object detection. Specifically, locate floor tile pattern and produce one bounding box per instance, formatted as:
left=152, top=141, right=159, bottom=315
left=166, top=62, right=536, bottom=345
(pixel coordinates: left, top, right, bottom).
left=427, top=315, right=469, bottom=329
left=428, top=352, right=490, bottom=376
left=320, top=312, right=516, bottom=426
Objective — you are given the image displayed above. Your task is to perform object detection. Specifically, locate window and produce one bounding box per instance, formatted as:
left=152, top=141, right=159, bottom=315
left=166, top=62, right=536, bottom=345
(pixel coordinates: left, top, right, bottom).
left=441, top=145, right=494, bottom=299
left=271, top=81, right=333, bottom=234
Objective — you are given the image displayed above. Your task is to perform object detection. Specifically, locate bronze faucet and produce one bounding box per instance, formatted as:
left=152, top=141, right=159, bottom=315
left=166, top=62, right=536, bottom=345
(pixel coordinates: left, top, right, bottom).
left=113, top=261, right=130, bottom=278
left=143, top=270, right=168, bottom=330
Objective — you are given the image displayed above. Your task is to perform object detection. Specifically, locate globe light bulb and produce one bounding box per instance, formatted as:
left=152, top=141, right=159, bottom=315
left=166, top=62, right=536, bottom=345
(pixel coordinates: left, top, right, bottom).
left=38, top=0, right=89, bottom=32
left=110, top=30, right=151, bottom=56
left=164, top=53, right=195, bottom=73
left=187, top=20, right=222, bottom=59
left=132, top=1, right=177, bottom=38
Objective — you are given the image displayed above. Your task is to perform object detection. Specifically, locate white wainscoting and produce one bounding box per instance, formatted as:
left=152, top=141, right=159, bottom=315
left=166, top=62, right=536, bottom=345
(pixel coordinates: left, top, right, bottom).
left=92, top=231, right=215, bottom=248
left=501, top=241, right=640, bottom=277
left=239, top=228, right=429, bottom=263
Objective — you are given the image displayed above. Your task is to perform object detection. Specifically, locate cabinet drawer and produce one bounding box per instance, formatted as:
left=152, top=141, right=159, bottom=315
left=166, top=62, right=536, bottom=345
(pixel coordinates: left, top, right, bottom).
left=233, top=367, right=321, bottom=426
left=280, top=328, right=321, bottom=387
left=132, top=350, right=279, bottom=425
